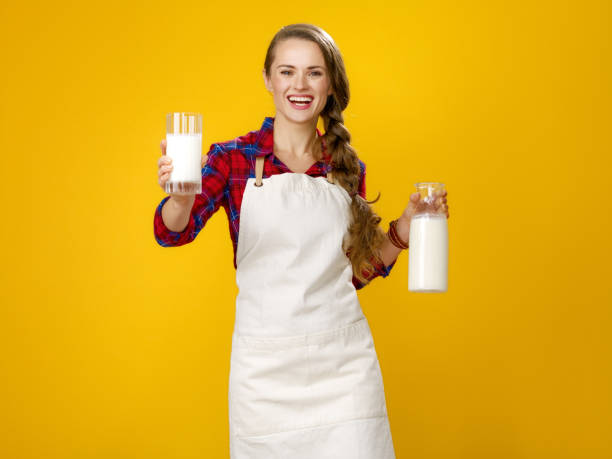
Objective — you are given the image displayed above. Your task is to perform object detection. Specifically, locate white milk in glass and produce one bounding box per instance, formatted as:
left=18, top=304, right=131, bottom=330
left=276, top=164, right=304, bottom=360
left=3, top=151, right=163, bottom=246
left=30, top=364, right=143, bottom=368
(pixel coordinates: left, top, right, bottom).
left=408, top=213, right=448, bottom=292
left=165, top=112, right=202, bottom=195
left=166, top=133, right=202, bottom=184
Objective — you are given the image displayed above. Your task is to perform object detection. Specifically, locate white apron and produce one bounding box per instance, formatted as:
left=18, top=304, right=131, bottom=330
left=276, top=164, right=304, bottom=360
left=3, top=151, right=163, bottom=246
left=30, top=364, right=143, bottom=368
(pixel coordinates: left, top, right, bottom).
left=228, top=155, right=396, bottom=458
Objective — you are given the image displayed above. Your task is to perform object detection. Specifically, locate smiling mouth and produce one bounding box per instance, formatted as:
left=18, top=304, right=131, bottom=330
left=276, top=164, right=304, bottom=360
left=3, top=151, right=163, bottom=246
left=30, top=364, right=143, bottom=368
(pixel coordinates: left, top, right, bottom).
left=287, top=96, right=314, bottom=108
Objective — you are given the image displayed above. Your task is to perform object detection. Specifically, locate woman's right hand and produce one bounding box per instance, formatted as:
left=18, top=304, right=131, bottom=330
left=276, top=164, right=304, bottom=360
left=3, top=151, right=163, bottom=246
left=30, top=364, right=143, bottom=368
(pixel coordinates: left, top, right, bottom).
left=158, top=139, right=208, bottom=204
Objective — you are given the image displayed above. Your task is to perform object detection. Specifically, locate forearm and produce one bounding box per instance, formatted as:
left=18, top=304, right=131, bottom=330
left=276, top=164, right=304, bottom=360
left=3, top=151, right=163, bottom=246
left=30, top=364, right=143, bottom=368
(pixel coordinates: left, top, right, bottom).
left=161, top=196, right=196, bottom=232
left=378, top=215, right=411, bottom=267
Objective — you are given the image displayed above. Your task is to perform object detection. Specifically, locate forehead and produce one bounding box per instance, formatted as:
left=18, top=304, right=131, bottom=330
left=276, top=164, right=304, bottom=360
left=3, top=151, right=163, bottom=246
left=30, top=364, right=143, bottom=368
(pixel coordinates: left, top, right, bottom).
left=273, top=38, right=326, bottom=67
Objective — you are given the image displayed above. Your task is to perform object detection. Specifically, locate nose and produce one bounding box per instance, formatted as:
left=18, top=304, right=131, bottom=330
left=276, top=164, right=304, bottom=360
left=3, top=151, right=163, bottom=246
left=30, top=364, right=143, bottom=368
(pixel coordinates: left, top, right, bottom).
left=294, top=72, right=308, bottom=90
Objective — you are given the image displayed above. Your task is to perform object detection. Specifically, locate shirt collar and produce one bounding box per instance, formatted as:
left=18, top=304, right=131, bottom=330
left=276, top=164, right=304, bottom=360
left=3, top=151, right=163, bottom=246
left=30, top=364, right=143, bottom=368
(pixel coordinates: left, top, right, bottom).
left=254, top=117, right=331, bottom=171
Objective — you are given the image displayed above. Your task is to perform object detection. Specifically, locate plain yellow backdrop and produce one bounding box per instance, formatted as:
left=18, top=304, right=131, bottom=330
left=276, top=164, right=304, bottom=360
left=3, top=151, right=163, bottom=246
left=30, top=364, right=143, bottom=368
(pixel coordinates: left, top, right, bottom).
left=1, top=0, right=610, bottom=457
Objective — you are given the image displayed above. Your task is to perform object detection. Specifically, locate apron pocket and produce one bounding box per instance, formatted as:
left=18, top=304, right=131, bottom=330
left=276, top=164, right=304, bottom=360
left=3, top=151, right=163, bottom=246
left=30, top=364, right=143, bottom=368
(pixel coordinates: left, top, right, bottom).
left=229, top=318, right=388, bottom=438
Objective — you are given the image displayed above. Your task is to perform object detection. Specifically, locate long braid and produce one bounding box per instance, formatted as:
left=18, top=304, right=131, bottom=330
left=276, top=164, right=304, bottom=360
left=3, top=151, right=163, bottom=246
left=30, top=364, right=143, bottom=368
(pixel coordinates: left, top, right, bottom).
left=322, top=102, right=387, bottom=285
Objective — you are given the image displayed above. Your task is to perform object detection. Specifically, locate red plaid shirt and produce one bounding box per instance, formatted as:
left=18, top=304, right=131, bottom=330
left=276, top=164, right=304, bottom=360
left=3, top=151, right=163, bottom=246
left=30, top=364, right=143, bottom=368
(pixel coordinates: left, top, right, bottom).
left=153, top=116, right=396, bottom=289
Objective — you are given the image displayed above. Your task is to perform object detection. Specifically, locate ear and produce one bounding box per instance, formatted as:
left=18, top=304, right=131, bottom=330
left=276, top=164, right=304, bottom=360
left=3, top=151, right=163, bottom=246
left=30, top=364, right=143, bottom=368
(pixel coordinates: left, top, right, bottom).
left=262, top=69, right=272, bottom=93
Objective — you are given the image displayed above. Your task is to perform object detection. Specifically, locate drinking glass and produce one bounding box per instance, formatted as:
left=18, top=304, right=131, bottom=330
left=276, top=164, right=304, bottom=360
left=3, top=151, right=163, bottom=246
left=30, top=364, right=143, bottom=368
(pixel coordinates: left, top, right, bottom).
left=165, top=112, right=202, bottom=195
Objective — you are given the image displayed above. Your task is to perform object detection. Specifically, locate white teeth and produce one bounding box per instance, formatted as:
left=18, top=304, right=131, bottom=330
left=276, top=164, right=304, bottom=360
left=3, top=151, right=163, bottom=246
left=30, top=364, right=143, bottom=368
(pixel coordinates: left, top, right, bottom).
left=289, top=96, right=313, bottom=102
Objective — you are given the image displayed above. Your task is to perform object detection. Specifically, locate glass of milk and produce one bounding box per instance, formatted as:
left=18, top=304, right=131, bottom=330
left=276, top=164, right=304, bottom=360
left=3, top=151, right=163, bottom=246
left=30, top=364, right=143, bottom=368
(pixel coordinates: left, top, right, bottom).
left=165, top=112, right=202, bottom=195
left=408, top=182, right=448, bottom=293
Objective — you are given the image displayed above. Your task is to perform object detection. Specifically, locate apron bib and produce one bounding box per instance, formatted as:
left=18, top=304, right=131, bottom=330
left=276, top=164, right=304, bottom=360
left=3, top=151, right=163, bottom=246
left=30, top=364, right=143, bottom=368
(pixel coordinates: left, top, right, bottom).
left=228, top=156, right=396, bottom=458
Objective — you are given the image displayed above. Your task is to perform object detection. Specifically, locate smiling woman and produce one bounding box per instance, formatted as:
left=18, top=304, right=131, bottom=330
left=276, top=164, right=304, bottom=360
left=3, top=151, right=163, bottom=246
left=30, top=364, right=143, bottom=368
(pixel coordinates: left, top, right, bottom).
left=154, top=22, right=402, bottom=459
left=226, top=23, right=399, bottom=458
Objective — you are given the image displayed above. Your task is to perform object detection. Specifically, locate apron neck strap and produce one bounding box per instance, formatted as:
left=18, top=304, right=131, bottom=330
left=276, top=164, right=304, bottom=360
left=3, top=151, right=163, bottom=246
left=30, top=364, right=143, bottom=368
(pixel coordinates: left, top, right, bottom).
left=255, top=156, right=265, bottom=186
left=254, top=155, right=335, bottom=185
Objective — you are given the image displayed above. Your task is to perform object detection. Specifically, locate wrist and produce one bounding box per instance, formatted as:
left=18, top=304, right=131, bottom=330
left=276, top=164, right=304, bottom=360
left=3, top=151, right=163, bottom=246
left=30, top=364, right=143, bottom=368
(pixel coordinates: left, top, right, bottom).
left=396, top=216, right=411, bottom=243
left=169, top=194, right=195, bottom=209
left=387, top=217, right=410, bottom=250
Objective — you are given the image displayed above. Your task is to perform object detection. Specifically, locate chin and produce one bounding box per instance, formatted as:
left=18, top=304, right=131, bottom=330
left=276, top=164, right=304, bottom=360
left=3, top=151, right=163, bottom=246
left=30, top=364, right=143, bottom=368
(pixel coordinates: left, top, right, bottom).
left=280, top=109, right=321, bottom=125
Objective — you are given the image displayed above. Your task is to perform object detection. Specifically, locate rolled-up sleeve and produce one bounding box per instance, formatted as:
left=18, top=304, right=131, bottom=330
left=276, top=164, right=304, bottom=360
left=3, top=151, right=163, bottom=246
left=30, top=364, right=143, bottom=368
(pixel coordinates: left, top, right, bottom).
left=350, top=160, right=397, bottom=290
left=154, top=143, right=230, bottom=247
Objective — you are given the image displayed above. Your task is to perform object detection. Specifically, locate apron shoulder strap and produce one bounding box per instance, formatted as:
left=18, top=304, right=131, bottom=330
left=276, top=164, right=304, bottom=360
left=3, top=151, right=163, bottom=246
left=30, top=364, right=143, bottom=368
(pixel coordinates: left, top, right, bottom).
left=255, top=156, right=265, bottom=187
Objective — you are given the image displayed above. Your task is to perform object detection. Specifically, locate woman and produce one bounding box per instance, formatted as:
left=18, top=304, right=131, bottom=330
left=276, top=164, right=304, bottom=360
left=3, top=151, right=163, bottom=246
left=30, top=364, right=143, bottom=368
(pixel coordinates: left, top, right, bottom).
left=154, top=23, right=449, bottom=459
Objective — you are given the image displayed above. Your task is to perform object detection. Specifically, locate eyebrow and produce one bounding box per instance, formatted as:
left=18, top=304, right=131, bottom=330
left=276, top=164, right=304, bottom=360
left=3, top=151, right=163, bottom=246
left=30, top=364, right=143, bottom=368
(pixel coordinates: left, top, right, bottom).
left=277, top=65, right=324, bottom=70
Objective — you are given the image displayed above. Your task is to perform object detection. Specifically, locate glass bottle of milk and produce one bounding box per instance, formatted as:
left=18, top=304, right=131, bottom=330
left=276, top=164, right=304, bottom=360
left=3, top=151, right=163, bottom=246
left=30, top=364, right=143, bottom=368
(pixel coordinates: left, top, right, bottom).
left=408, top=182, right=448, bottom=293
left=165, top=112, right=202, bottom=195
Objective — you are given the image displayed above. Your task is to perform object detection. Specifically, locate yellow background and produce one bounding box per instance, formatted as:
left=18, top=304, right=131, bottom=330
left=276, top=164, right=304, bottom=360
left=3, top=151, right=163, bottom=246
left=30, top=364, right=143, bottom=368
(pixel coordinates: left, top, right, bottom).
left=2, top=0, right=610, bottom=457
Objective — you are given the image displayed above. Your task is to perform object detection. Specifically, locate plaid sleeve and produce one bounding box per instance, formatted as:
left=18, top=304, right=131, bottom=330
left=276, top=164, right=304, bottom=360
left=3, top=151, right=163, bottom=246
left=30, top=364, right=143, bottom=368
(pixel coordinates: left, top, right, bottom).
left=350, top=160, right=397, bottom=290
left=154, top=143, right=230, bottom=247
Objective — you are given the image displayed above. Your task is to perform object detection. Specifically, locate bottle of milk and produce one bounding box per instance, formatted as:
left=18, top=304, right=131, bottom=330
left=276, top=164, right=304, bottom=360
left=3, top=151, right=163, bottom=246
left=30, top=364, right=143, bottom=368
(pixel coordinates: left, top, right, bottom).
left=165, top=112, right=202, bottom=195
left=408, top=182, right=448, bottom=293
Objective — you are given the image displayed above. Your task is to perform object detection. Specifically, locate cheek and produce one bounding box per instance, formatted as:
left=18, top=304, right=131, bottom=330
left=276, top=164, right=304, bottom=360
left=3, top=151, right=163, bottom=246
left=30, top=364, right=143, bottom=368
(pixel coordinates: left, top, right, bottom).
left=272, top=79, right=289, bottom=95
left=318, top=86, right=331, bottom=102
left=316, top=80, right=331, bottom=96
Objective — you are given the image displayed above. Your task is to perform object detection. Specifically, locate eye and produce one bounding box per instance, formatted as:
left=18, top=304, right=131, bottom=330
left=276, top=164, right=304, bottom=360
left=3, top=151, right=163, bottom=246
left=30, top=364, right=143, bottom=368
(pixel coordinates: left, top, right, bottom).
left=280, top=70, right=323, bottom=76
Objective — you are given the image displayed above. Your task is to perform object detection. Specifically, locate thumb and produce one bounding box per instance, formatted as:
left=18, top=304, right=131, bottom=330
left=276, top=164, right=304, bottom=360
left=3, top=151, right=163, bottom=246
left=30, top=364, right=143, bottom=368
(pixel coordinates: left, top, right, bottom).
left=201, top=154, right=209, bottom=167
left=409, top=192, right=426, bottom=212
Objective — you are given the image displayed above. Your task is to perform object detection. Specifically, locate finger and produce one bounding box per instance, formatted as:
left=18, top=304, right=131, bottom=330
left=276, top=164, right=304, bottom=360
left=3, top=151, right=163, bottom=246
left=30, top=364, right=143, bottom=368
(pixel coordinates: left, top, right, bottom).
left=201, top=154, right=208, bottom=167
left=158, top=165, right=173, bottom=178
left=434, top=200, right=447, bottom=214
left=161, top=139, right=167, bottom=155
left=159, top=172, right=170, bottom=185
left=158, top=156, right=172, bottom=168
left=409, top=193, right=422, bottom=211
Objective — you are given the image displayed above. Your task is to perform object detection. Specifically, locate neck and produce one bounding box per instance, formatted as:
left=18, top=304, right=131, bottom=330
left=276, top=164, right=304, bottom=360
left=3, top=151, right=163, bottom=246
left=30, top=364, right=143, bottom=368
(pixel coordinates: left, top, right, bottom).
left=272, top=114, right=320, bottom=160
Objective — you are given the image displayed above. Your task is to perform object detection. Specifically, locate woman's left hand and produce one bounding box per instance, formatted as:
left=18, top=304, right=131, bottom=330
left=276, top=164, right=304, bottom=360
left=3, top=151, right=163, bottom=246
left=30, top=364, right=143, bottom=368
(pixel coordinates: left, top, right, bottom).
left=401, top=189, right=450, bottom=223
